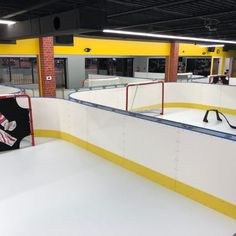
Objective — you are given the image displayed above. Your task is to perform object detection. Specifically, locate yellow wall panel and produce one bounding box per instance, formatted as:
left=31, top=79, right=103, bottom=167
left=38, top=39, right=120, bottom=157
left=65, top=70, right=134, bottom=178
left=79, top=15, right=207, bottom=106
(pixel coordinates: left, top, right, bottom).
left=179, top=43, right=236, bottom=57
left=0, top=38, right=39, bottom=55
left=0, top=37, right=235, bottom=61
left=54, top=37, right=171, bottom=56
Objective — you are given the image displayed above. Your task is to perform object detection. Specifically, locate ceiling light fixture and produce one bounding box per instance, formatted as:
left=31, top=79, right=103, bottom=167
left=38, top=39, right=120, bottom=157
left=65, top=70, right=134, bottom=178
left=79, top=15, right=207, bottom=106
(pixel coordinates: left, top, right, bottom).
left=199, top=44, right=224, bottom=48
left=0, top=19, right=16, bottom=25
left=103, top=29, right=236, bottom=45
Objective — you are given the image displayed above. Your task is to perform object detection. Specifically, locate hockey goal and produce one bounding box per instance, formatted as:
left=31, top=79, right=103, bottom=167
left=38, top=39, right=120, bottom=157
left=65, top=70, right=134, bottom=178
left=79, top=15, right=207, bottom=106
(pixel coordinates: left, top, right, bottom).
left=125, top=80, right=164, bottom=115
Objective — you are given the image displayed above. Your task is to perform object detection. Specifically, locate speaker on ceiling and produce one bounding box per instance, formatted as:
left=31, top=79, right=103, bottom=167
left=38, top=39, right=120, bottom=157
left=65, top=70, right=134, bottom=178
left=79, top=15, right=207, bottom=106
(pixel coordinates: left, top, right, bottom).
left=223, top=45, right=230, bottom=51
left=54, top=35, right=74, bottom=45
left=207, top=47, right=215, bottom=52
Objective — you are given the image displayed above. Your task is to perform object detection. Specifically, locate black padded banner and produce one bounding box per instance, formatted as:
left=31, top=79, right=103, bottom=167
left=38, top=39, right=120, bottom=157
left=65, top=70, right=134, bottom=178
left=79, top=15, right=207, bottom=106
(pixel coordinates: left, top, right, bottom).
left=0, top=97, right=30, bottom=151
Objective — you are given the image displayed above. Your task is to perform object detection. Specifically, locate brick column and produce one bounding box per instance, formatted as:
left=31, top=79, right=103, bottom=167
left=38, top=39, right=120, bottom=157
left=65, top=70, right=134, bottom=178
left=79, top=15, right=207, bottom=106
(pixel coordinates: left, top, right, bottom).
left=39, top=37, right=56, bottom=97
left=165, top=42, right=179, bottom=82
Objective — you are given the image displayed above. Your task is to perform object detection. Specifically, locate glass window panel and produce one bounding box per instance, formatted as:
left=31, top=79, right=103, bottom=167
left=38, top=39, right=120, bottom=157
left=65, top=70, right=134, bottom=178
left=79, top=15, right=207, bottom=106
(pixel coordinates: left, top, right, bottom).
left=19, top=58, right=34, bottom=84
left=0, top=58, right=10, bottom=84
left=148, top=58, right=166, bottom=73
left=186, top=57, right=211, bottom=76
left=85, top=58, right=98, bottom=78
left=55, top=58, right=67, bottom=88
left=115, top=58, right=133, bottom=77
left=85, top=58, right=133, bottom=78
left=0, top=57, right=38, bottom=85
left=9, top=58, right=21, bottom=85
left=32, top=58, right=38, bottom=84
left=98, top=58, right=109, bottom=75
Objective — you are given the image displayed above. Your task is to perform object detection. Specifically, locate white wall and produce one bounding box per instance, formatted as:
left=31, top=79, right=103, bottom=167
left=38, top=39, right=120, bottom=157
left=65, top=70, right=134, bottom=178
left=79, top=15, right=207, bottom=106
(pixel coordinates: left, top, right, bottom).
left=0, top=85, right=21, bottom=94
left=32, top=97, right=236, bottom=207
left=85, top=74, right=152, bottom=88
left=134, top=72, right=165, bottom=80
left=72, top=87, right=126, bottom=110
left=134, top=72, right=193, bottom=81
left=70, top=82, right=236, bottom=111
left=84, top=77, right=120, bottom=87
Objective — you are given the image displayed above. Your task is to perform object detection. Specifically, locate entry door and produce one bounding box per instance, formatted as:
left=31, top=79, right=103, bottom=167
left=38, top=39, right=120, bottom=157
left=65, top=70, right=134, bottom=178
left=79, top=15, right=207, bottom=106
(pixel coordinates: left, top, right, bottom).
left=212, top=58, right=220, bottom=75
left=231, top=59, right=236, bottom=77
left=54, top=58, right=67, bottom=88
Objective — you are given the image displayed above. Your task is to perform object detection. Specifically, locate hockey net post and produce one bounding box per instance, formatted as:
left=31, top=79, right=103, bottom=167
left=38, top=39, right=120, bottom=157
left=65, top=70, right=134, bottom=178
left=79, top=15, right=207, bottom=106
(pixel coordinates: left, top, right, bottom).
left=125, top=80, right=164, bottom=114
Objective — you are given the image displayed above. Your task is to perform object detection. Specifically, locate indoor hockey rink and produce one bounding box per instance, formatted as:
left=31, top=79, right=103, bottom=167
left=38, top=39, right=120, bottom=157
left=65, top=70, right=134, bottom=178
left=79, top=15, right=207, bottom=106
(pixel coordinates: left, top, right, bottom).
left=0, top=138, right=236, bottom=236
left=1, top=83, right=236, bottom=235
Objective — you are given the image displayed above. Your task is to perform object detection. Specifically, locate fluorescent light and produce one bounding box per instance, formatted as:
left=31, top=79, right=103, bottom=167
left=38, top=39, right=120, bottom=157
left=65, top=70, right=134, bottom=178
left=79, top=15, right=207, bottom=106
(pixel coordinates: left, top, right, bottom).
left=0, top=19, right=16, bottom=25
left=103, top=29, right=236, bottom=45
left=199, top=44, right=224, bottom=48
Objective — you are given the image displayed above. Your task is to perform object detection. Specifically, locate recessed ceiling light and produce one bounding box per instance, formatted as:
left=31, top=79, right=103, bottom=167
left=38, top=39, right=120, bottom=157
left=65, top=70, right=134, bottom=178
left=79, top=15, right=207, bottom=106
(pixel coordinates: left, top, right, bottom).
left=103, top=29, right=236, bottom=45
left=0, top=19, right=16, bottom=25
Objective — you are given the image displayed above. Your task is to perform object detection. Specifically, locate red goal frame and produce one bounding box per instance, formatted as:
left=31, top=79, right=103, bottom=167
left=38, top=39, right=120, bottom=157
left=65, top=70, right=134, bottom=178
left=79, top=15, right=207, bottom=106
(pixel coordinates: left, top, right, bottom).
left=125, top=80, right=164, bottom=114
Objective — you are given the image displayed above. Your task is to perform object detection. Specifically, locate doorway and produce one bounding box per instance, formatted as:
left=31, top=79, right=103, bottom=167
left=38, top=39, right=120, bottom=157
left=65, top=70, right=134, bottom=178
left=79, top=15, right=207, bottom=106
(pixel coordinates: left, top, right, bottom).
left=54, top=58, right=67, bottom=88
left=212, top=58, right=220, bottom=75
left=231, top=58, right=236, bottom=77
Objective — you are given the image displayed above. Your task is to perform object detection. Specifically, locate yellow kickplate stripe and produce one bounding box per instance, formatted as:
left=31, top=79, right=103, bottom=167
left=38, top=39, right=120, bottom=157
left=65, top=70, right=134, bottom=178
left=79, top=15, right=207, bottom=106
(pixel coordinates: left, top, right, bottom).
left=35, top=129, right=236, bottom=219
left=132, top=103, right=236, bottom=115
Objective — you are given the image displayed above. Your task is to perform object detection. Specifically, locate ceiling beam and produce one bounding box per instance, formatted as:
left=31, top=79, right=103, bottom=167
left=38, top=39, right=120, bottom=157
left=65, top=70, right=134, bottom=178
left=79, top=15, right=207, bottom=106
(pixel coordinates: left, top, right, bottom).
left=107, top=0, right=142, bottom=8
left=152, top=17, right=236, bottom=34
left=151, top=25, right=205, bottom=34
left=2, top=0, right=62, bottom=19
left=115, top=9, right=236, bottom=30
left=150, top=20, right=236, bottom=34
left=181, top=26, right=236, bottom=34
left=180, top=30, right=236, bottom=38
left=108, top=0, right=196, bottom=18
left=108, top=0, right=190, bottom=18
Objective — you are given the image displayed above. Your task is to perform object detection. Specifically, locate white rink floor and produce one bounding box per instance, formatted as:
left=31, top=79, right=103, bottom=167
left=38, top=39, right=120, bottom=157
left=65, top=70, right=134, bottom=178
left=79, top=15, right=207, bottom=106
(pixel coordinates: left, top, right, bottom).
left=0, top=138, right=235, bottom=236
left=138, top=108, right=236, bottom=135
